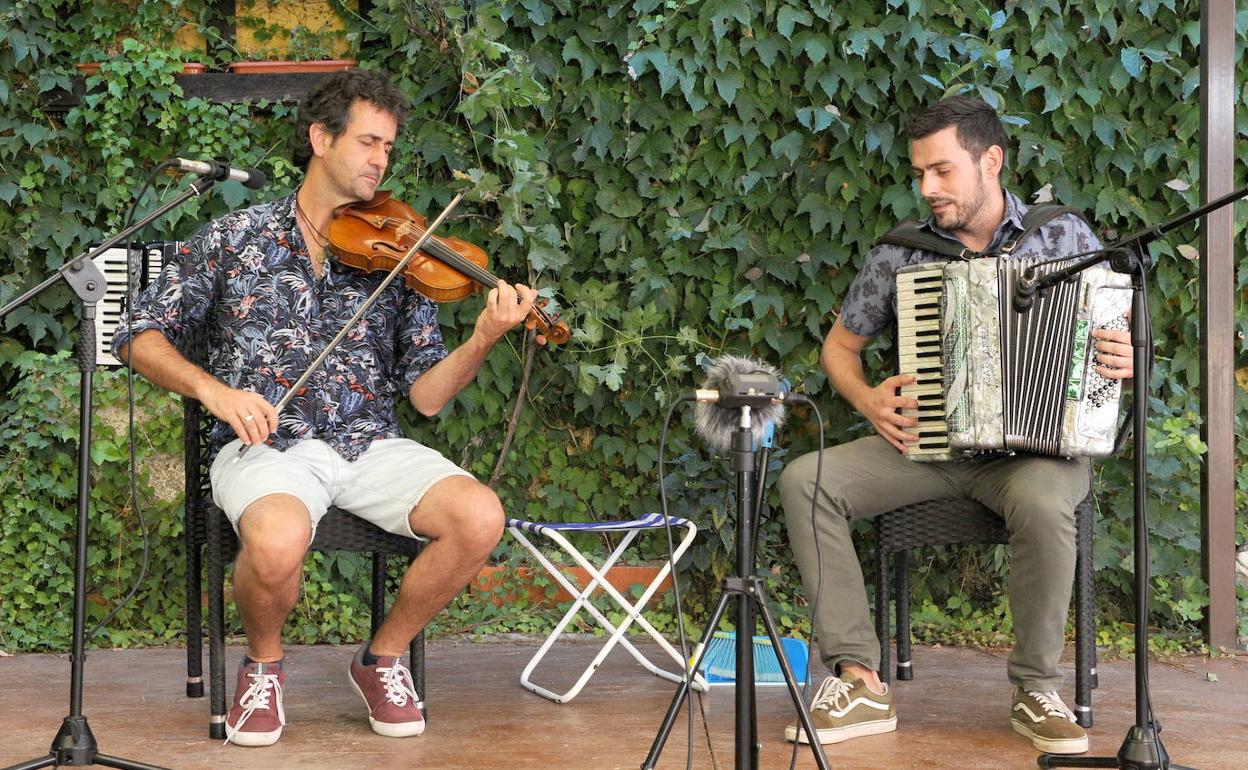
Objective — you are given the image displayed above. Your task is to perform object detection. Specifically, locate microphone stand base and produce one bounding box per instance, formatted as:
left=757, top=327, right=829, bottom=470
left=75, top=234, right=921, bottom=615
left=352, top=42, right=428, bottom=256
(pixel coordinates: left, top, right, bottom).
left=1037, top=722, right=1195, bottom=770
left=2, top=715, right=170, bottom=770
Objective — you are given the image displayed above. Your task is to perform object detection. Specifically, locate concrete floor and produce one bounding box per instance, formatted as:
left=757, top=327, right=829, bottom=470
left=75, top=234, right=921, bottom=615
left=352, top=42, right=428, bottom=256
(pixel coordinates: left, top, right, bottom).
left=0, top=638, right=1244, bottom=770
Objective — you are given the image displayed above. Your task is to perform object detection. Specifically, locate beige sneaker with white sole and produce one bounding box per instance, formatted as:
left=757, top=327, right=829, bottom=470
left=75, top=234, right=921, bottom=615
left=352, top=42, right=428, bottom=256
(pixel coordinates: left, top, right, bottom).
left=1010, top=688, right=1089, bottom=754
left=784, top=673, right=897, bottom=745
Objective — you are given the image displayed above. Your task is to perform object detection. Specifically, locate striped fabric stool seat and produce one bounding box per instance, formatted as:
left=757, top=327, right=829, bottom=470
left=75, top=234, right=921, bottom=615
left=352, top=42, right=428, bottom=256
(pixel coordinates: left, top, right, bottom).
left=506, top=513, right=708, bottom=703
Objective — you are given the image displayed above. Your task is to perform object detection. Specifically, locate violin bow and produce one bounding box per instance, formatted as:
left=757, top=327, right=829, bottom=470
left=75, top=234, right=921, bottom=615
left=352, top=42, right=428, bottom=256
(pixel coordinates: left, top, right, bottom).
left=235, top=191, right=465, bottom=462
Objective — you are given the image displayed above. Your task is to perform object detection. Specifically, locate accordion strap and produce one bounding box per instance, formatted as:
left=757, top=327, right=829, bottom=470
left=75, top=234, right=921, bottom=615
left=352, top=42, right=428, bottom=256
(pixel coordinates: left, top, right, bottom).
left=877, top=204, right=1088, bottom=259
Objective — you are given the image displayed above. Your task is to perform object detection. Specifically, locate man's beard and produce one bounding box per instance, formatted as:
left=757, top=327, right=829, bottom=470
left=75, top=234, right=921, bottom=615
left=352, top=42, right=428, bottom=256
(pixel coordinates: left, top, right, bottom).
left=929, top=173, right=988, bottom=232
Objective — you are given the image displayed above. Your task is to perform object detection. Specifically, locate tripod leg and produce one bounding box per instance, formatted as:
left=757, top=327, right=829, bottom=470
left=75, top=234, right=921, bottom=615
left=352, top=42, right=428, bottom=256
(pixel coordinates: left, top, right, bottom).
left=641, top=590, right=732, bottom=770
left=755, top=595, right=832, bottom=770
left=0, top=755, right=56, bottom=770
left=92, top=755, right=171, bottom=770
left=1036, top=756, right=1119, bottom=768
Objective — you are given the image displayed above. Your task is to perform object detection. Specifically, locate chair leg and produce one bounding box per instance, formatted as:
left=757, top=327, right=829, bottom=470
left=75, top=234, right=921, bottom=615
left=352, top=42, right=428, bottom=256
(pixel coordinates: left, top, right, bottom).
left=895, top=551, right=913, bottom=681
left=370, top=553, right=386, bottom=639
left=409, top=545, right=426, bottom=719
left=875, top=532, right=892, bottom=685
left=185, top=537, right=204, bottom=698
left=1074, top=499, right=1095, bottom=727
left=410, top=630, right=426, bottom=720
left=207, top=511, right=228, bottom=740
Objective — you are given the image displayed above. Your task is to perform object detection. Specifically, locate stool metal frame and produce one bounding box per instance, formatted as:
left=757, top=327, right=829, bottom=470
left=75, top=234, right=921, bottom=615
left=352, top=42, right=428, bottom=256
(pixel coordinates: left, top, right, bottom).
left=506, top=513, right=708, bottom=703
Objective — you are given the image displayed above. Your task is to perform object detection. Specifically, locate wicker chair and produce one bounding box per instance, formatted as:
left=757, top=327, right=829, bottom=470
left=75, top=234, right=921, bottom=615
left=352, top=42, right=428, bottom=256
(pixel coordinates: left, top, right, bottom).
left=872, top=494, right=1098, bottom=728
left=182, top=399, right=425, bottom=739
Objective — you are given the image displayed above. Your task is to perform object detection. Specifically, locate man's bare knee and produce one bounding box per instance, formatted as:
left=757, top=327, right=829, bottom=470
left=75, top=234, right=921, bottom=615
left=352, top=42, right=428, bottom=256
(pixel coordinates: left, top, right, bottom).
left=455, top=485, right=505, bottom=555
left=238, top=494, right=312, bottom=583
left=410, top=478, right=504, bottom=557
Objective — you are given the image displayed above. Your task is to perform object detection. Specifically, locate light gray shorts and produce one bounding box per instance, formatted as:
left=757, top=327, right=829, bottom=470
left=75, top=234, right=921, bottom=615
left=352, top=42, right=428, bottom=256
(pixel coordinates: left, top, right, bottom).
left=209, top=437, right=475, bottom=540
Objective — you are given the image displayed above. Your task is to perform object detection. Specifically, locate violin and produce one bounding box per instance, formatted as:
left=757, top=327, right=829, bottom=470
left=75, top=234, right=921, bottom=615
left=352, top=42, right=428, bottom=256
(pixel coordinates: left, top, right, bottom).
left=326, top=191, right=571, bottom=344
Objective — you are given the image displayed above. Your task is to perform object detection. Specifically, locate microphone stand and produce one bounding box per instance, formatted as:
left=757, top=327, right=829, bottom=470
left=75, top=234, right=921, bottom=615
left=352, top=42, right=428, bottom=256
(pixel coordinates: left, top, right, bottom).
left=642, top=405, right=830, bottom=770
left=0, top=178, right=218, bottom=770
left=1017, top=188, right=1248, bottom=770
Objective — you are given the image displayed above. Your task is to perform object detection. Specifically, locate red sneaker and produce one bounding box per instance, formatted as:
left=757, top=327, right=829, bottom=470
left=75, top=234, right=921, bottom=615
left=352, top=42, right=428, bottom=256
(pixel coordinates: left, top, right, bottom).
left=348, top=643, right=425, bottom=737
left=224, top=659, right=286, bottom=747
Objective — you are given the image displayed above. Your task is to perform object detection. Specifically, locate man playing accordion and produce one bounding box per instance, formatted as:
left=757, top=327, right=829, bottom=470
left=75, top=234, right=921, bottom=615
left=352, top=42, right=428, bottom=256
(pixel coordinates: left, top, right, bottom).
left=779, top=96, right=1133, bottom=755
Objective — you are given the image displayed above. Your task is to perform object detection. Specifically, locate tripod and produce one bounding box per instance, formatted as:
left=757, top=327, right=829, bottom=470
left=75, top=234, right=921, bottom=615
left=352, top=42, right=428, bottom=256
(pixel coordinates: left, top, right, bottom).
left=642, top=405, right=830, bottom=770
left=0, top=177, right=220, bottom=770
left=1013, top=187, right=1248, bottom=769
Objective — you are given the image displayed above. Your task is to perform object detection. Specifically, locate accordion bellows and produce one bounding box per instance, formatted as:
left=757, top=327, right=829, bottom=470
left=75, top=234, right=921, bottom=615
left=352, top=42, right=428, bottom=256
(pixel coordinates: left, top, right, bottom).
left=896, top=257, right=1131, bottom=462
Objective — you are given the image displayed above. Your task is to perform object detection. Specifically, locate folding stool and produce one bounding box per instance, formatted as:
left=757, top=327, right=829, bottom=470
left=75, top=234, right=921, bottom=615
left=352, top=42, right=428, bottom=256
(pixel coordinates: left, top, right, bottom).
left=506, top=513, right=709, bottom=703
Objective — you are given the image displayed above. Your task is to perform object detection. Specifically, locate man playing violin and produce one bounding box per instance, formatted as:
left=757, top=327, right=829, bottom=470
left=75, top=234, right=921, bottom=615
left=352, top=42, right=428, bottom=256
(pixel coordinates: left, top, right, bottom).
left=115, top=69, right=537, bottom=746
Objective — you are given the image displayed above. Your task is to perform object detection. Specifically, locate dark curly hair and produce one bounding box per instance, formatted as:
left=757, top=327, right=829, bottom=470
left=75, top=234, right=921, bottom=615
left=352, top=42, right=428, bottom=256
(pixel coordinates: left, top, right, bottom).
left=291, top=69, right=410, bottom=170
left=905, top=95, right=1008, bottom=169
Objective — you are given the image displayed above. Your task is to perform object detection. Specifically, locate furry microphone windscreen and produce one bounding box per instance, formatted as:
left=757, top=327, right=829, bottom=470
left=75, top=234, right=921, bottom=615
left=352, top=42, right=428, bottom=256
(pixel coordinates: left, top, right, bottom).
left=693, top=355, right=787, bottom=454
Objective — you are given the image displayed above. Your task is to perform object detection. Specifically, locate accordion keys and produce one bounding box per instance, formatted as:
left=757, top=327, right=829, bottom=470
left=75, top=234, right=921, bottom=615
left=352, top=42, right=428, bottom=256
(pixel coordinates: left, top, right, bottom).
left=92, top=243, right=170, bottom=367
left=896, top=268, right=956, bottom=460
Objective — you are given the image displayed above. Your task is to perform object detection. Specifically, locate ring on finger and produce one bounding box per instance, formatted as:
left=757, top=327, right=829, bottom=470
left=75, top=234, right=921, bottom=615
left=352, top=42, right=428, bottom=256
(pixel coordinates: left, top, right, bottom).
left=243, top=414, right=256, bottom=422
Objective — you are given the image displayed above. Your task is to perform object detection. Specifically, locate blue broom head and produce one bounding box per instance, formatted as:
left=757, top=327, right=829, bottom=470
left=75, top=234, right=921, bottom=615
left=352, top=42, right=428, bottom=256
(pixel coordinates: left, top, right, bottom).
left=697, top=631, right=809, bottom=685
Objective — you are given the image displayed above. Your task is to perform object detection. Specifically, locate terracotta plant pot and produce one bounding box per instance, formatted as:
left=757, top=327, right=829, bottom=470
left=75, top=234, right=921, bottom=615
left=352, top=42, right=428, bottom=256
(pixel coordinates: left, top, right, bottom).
left=228, top=59, right=356, bottom=74
left=76, top=62, right=205, bottom=74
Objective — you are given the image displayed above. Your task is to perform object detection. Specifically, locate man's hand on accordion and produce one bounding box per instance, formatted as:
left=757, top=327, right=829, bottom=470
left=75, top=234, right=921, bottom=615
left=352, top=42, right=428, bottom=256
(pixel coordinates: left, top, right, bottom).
left=864, top=373, right=921, bottom=454
left=1091, top=328, right=1133, bottom=381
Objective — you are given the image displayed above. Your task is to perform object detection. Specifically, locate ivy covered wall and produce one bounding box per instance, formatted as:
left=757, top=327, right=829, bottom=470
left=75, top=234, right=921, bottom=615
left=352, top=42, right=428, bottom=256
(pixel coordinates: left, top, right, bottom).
left=1, top=0, right=1245, bottom=651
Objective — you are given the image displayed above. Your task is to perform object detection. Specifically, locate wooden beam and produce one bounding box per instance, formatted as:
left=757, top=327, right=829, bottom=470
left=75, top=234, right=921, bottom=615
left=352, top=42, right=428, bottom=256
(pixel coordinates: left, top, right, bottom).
left=42, top=73, right=336, bottom=112
left=176, top=72, right=336, bottom=103
left=1199, top=0, right=1241, bottom=651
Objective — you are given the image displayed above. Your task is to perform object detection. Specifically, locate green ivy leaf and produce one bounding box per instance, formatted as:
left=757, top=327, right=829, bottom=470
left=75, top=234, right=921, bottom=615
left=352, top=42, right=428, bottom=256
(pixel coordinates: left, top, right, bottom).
left=1120, top=48, right=1144, bottom=78
left=714, top=69, right=744, bottom=105
left=770, top=131, right=804, bottom=163
left=750, top=35, right=785, bottom=67
left=797, top=191, right=843, bottom=235
left=776, top=6, right=813, bottom=39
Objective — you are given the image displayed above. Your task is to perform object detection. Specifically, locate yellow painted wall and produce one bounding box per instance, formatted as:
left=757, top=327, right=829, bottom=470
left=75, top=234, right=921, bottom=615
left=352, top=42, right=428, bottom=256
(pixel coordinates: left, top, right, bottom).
left=235, top=0, right=356, bottom=59
left=174, top=19, right=206, bottom=56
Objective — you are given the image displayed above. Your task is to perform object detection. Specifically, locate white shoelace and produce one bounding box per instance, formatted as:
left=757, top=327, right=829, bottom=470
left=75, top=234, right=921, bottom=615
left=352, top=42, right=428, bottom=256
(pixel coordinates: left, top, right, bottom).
left=1026, top=690, right=1076, bottom=722
left=224, top=671, right=285, bottom=745
left=809, top=676, right=855, bottom=713
left=377, top=661, right=420, bottom=708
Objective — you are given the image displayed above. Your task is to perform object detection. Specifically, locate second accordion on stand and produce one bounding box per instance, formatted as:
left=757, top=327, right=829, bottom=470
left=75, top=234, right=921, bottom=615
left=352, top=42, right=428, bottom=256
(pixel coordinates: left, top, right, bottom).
left=896, top=256, right=1131, bottom=462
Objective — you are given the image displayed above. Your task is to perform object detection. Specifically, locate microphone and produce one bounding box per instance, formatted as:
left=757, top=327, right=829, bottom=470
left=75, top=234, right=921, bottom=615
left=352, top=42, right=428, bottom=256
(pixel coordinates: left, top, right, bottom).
left=692, top=355, right=789, bottom=453
left=1013, top=265, right=1039, bottom=312
left=173, top=158, right=267, bottom=190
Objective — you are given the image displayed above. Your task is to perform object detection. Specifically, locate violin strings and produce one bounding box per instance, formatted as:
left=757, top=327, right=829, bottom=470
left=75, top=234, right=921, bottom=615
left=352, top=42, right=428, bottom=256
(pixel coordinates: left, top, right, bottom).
left=382, top=216, right=561, bottom=331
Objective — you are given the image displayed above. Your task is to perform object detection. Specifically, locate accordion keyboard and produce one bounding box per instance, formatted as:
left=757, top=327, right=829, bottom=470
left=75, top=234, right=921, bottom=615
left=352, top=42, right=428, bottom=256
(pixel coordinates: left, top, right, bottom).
left=93, top=244, right=165, bottom=368
left=895, top=265, right=952, bottom=460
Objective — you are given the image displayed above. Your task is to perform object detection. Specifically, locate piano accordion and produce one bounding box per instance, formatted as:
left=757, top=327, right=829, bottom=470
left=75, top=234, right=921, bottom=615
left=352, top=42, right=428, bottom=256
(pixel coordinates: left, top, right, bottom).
left=92, top=242, right=173, bottom=367
left=896, top=257, right=1130, bottom=462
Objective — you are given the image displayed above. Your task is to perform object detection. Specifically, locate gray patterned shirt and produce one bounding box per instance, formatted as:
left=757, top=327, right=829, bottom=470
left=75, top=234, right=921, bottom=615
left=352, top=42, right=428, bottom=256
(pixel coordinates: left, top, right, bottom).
left=839, top=190, right=1102, bottom=338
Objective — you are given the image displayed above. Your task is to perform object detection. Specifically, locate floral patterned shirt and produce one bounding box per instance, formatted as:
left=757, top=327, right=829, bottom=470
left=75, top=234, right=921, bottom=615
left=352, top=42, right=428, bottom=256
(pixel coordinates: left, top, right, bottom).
left=839, top=190, right=1102, bottom=338
left=113, top=193, right=448, bottom=461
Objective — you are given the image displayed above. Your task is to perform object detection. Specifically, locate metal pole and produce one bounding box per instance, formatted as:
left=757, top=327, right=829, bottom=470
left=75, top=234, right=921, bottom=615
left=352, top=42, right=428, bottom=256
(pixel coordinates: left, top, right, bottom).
left=1198, top=0, right=1239, bottom=651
